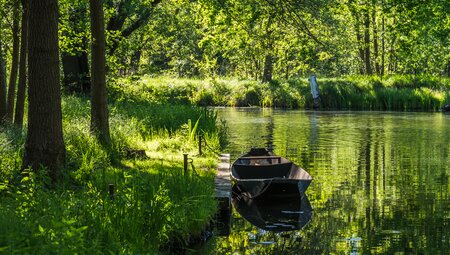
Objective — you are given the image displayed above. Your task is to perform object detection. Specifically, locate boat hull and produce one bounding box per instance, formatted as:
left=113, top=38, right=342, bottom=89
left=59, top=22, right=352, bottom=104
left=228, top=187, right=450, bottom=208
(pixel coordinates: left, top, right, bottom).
left=231, top=148, right=313, bottom=199
left=232, top=185, right=313, bottom=232
left=235, top=178, right=312, bottom=199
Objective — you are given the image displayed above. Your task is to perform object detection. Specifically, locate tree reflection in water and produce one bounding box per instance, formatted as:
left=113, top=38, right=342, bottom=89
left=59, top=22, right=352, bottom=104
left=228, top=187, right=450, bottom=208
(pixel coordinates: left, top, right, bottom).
left=209, top=109, right=450, bottom=254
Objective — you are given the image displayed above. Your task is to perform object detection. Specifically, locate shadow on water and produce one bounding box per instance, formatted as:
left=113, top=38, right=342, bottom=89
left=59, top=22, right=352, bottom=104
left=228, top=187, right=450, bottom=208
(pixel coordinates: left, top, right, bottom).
left=231, top=185, right=312, bottom=233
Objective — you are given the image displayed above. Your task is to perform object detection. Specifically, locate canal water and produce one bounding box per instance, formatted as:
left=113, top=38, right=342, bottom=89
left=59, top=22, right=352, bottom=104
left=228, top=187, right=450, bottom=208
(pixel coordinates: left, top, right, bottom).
left=208, top=108, right=450, bottom=254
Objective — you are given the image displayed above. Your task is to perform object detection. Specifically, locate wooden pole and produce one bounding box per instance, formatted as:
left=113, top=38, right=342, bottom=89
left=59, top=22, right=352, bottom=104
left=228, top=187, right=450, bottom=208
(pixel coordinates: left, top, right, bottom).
left=198, top=134, right=202, bottom=156
left=183, top=153, right=188, bottom=176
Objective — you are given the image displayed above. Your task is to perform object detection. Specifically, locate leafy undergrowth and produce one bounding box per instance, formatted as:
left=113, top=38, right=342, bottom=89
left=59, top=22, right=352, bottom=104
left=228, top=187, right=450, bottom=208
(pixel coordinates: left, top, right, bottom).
left=0, top=95, right=224, bottom=254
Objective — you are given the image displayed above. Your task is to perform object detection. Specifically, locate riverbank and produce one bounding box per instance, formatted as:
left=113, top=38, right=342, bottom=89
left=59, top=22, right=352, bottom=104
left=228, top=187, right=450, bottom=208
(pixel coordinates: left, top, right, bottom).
left=120, top=75, right=450, bottom=111
left=0, top=93, right=225, bottom=253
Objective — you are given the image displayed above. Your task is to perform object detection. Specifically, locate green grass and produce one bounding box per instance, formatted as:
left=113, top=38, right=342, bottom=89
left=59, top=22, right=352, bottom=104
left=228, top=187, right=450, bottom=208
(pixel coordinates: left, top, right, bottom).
left=0, top=92, right=224, bottom=254
left=122, top=75, right=450, bottom=111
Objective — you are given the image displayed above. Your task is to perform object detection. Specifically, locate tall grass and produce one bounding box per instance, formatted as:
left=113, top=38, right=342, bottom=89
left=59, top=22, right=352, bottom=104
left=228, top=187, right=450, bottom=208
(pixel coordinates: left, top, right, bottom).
left=0, top=93, right=223, bottom=254
left=124, top=75, right=450, bottom=111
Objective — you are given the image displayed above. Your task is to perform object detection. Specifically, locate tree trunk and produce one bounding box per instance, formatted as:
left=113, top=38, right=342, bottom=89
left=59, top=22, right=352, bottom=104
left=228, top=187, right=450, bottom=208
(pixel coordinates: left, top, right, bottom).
left=217, top=54, right=227, bottom=76
left=62, top=51, right=90, bottom=93
left=372, top=8, right=380, bottom=75
left=24, top=0, right=66, bottom=183
left=14, top=0, right=29, bottom=127
left=6, top=2, right=20, bottom=121
left=363, top=7, right=372, bottom=75
left=129, top=49, right=142, bottom=74
left=0, top=41, right=7, bottom=122
left=381, top=13, right=385, bottom=76
left=388, top=36, right=396, bottom=73
left=253, top=57, right=259, bottom=81
left=349, top=0, right=366, bottom=74
left=447, top=60, right=450, bottom=77
left=355, top=17, right=365, bottom=74
left=284, top=50, right=289, bottom=80
left=90, top=0, right=110, bottom=145
left=61, top=5, right=90, bottom=94
left=262, top=54, right=273, bottom=83
left=285, top=65, right=289, bottom=80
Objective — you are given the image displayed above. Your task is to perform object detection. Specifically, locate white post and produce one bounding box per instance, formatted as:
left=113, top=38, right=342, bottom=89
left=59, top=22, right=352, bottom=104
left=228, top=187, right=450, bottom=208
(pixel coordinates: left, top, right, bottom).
left=309, top=75, right=320, bottom=108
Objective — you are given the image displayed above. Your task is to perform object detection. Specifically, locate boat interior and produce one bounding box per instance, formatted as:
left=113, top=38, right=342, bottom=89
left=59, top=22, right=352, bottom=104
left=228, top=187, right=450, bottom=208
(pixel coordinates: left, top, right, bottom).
left=232, top=149, right=313, bottom=181
left=233, top=160, right=294, bottom=179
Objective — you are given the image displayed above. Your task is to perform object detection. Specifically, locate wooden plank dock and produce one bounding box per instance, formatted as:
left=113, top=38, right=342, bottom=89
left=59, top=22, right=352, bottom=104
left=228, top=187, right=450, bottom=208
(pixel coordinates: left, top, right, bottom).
left=215, top=154, right=231, bottom=199
left=215, top=153, right=231, bottom=236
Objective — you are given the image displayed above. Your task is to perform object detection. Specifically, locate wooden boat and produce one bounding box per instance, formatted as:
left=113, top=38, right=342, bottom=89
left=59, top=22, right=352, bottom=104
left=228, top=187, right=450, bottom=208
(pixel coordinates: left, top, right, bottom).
left=231, top=148, right=313, bottom=199
left=232, top=185, right=312, bottom=232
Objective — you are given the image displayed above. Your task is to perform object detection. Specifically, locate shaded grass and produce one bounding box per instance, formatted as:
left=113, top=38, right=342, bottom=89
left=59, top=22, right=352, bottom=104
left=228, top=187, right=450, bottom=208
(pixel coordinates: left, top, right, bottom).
left=0, top=94, right=224, bottom=254
left=0, top=124, right=24, bottom=183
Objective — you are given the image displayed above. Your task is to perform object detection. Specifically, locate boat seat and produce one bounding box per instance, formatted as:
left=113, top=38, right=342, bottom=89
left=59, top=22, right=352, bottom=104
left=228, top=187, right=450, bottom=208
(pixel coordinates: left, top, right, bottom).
left=237, top=156, right=282, bottom=165
left=233, top=162, right=293, bottom=179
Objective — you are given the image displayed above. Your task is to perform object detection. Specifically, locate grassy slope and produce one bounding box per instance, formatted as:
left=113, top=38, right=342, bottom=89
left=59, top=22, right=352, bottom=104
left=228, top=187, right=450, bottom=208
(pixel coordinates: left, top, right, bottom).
left=0, top=91, right=224, bottom=254
left=129, top=75, right=450, bottom=111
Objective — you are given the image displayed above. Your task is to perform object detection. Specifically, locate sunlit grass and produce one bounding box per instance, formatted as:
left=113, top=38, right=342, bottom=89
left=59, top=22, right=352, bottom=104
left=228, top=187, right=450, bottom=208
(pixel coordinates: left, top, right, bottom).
left=125, top=75, right=450, bottom=111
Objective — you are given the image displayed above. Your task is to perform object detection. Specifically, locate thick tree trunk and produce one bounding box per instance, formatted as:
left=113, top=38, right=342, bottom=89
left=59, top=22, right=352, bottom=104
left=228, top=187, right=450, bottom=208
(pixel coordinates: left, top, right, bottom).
left=262, top=54, right=273, bottom=83
left=363, top=8, right=372, bottom=75
left=6, top=2, right=20, bottom=121
left=90, top=0, right=110, bottom=145
left=14, top=0, right=29, bottom=127
left=24, top=0, right=66, bottom=182
left=0, top=43, right=7, bottom=122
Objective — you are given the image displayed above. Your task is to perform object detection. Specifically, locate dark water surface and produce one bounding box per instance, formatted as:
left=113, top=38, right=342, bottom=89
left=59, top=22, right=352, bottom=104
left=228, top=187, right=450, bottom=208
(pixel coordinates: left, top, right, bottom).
left=210, top=108, right=450, bottom=254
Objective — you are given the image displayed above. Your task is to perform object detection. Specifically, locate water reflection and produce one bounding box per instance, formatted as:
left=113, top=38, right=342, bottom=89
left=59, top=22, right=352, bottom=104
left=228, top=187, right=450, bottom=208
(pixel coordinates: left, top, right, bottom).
left=211, top=109, right=450, bottom=254
left=232, top=186, right=312, bottom=232
left=264, top=114, right=275, bottom=151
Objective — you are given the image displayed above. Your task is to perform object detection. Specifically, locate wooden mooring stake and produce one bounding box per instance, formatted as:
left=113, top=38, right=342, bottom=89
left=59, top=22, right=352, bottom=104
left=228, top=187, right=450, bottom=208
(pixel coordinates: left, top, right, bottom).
left=198, top=134, right=203, bottom=156
left=183, top=153, right=189, bottom=176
